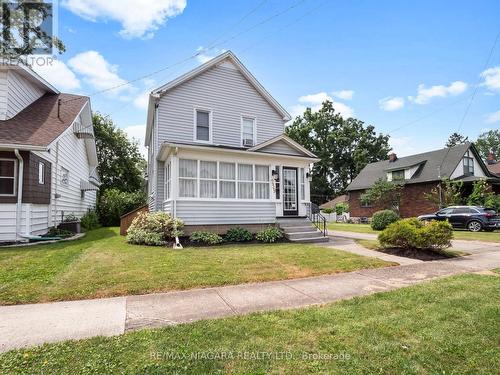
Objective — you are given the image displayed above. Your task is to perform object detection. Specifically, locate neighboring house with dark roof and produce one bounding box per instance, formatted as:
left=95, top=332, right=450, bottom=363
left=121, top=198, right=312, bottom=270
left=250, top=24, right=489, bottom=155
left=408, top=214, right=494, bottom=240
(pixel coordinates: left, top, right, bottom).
left=145, top=51, right=323, bottom=240
left=320, top=195, right=348, bottom=210
left=346, top=142, right=500, bottom=218
left=486, top=152, right=500, bottom=177
left=0, top=63, right=99, bottom=242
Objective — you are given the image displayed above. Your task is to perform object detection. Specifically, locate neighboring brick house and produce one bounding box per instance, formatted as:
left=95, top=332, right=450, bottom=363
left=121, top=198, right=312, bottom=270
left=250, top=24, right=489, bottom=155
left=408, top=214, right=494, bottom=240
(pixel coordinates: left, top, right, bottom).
left=486, top=152, right=500, bottom=177
left=346, top=143, right=500, bottom=218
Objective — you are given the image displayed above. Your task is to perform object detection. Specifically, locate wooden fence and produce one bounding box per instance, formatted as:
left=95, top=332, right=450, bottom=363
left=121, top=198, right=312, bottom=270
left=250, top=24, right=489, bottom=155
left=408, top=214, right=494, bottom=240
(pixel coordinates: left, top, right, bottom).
left=119, top=205, right=148, bottom=236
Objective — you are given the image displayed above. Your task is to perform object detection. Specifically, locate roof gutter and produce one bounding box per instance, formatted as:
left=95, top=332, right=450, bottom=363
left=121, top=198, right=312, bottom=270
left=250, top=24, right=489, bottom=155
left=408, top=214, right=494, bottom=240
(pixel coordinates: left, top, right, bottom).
left=14, top=149, right=24, bottom=241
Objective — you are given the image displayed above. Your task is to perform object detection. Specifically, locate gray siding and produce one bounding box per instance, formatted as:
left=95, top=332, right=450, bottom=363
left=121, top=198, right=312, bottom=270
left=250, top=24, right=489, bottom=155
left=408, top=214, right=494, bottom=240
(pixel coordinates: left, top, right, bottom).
left=156, top=64, right=285, bottom=150
left=6, top=70, right=44, bottom=119
left=257, top=140, right=306, bottom=156
left=0, top=71, right=7, bottom=120
left=176, top=201, right=276, bottom=225
left=156, top=161, right=165, bottom=210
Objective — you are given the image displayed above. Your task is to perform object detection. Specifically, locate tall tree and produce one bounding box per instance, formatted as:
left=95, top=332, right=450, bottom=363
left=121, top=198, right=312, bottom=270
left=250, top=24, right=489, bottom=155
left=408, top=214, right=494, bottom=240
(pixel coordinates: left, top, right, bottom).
left=475, top=130, right=500, bottom=161
left=93, top=113, right=146, bottom=193
left=286, top=101, right=391, bottom=203
left=445, top=132, right=468, bottom=147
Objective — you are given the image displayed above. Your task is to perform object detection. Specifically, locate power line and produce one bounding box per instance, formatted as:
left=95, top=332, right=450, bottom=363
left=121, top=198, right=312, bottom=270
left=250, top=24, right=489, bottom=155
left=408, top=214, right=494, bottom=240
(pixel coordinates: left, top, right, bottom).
left=60, top=0, right=307, bottom=104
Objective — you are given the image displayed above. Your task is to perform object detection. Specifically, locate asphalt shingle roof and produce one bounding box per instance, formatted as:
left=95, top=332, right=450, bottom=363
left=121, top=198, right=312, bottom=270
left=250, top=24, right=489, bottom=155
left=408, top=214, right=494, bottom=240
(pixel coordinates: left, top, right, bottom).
left=347, top=143, right=471, bottom=191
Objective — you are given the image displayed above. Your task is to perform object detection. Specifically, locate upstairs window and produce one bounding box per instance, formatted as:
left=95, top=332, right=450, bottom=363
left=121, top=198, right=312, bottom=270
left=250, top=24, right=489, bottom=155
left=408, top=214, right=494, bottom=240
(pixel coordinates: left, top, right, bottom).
left=195, top=109, right=211, bottom=142
left=391, top=170, right=405, bottom=181
left=0, top=159, right=16, bottom=196
left=463, top=151, right=474, bottom=176
left=241, top=117, right=255, bottom=147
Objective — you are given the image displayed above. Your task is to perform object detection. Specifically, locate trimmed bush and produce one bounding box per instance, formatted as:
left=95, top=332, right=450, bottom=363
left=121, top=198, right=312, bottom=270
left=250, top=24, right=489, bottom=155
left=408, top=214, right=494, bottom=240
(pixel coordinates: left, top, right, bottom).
left=190, top=231, right=223, bottom=245
left=378, top=218, right=453, bottom=251
left=80, top=210, right=100, bottom=231
left=97, top=188, right=146, bottom=227
left=371, top=210, right=399, bottom=231
left=225, top=227, right=253, bottom=242
left=126, top=212, right=183, bottom=246
left=256, top=226, right=283, bottom=243
left=335, top=202, right=349, bottom=215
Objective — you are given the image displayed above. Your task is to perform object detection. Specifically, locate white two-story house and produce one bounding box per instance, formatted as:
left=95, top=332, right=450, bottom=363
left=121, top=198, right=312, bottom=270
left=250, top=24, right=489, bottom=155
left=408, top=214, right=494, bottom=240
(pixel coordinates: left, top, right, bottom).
left=0, top=62, right=99, bottom=242
left=145, top=51, right=326, bottom=240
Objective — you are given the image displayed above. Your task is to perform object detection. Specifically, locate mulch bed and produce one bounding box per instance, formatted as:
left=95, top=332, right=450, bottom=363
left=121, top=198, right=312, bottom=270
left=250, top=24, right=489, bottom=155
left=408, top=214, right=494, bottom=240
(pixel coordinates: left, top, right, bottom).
left=377, top=247, right=456, bottom=261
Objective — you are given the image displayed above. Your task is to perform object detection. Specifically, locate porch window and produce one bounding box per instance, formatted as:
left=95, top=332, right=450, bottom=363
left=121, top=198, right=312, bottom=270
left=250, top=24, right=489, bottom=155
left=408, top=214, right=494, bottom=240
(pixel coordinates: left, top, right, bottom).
left=241, top=117, right=255, bottom=147
left=200, top=161, right=217, bottom=198
left=219, top=162, right=236, bottom=198
left=0, top=159, right=16, bottom=196
left=164, top=162, right=171, bottom=200
left=238, top=164, right=253, bottom=199
left=195, top=110, right=211, bottom=142
left=179, top=159, right=198, bottom=197
left=299, top=168, right=305, bottom=200
left=463, top=152, right=474, bottom=176
left=255, top=165, right=270, bottom=199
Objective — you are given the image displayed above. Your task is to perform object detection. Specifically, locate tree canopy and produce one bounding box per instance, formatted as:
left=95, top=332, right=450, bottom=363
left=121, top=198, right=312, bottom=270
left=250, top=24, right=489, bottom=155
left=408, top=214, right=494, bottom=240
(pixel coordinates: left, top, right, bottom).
left=446, top=132, right=469, bottom=148
left=475, top=130, right=500, bottom=161
left=93, top=112, right=146, bottom=193
left=286, top=101, right=391, bottom=203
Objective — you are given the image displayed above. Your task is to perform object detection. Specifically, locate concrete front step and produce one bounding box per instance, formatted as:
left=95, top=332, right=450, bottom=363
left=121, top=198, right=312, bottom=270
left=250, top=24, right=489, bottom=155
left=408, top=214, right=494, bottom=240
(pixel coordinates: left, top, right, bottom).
left=287, top=231, right=324, bottom=240
left=291, top=236, right=330, bottom=243
left=277, top=218, right=328, bottom=243
left=282, top=226, right=319, bottom=234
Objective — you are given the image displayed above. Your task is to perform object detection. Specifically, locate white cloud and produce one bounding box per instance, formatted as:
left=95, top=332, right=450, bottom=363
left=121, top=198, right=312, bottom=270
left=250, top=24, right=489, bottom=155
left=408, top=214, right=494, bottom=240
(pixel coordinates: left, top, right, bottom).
left=409, top=81, right=468, bottom=104
left=389, top=137, right=416, bottom=157
left=480, top=66, right=500, bottom=91
left=32, top=59, right=80, bottom=91
left=332, top=90, right=354, bottom=100
left=134, top=90, right=150, bottom=110
left=68, top=50, right=130, bottom=95
left=290, top=91, right=354, bottom=119
left=195, top=46, right=226, bottom=64
left=123, top=124, right=147, bottom=157
left=378, top=96, right=405, bottom=111
left=62, top=0, right=186, bottom=39
left=485, top=110, right=500, bottom=124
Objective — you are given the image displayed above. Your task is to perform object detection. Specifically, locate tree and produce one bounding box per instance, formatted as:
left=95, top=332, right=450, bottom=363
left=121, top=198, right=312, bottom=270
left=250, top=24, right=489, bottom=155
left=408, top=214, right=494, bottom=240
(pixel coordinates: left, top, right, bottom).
left=467, top=179, right=499, bottom=210
left=93, top=112, right=146, bottom=193
left=424, top=178, right=463, bottom=208
left=475, top=130, right=500, bottom=161
left=446, top=132, right=468, bottom=147
left=360, top=179, right=403, bottom=213
left=286, top=101, right=390, bottom=203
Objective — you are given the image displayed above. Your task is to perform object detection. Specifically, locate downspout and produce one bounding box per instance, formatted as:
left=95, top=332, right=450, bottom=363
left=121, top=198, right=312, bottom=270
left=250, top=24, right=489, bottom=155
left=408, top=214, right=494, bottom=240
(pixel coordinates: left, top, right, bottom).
left=172, top=148, right=182, bottom=249
left=14, top=149, right=23, bottom=241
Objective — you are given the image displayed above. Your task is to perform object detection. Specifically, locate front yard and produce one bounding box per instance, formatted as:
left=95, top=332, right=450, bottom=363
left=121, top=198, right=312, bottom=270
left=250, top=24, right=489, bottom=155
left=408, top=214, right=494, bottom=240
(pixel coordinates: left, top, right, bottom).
left=0, top=228, right=393, bottom=305
left=1, top=273, right=498, bottom=374
left=329, top=222, right=500, bottom=242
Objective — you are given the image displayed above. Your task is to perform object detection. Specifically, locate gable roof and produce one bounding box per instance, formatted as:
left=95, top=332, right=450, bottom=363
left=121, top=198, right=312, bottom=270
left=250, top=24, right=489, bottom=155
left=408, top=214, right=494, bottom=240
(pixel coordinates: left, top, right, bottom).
left=320, top=194, right=348, bottom=209
left=0, top=61, right=59, bottom=94
left=0, top=93, right=89, bottom=149
left=488, top=162, right=500, bottom=176
left=145, top=51, right=291, bottom=146
left=249, top=134, right=317, bottom=158
left=347, top=142, right=493, bottom=191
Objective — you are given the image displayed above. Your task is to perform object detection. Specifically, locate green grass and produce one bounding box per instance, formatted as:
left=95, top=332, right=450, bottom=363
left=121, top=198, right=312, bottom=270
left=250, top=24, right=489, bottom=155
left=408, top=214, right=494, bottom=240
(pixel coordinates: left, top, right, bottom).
left=0, top=228, right=393, bottom=305
left=355, top=239, right=469, bottom=257
left=1, top=274, right=498, bottom=374
left=329, top=222, right=500, bottom=242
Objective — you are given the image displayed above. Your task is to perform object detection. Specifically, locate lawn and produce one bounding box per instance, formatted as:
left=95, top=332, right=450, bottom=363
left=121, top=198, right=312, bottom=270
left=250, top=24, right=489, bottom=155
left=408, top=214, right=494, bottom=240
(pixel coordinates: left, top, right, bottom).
left=329, top=222, right=500, bottom=242
left=1, top=274, right=498, bottom=374
left=0, top=228, right=393, bottom=305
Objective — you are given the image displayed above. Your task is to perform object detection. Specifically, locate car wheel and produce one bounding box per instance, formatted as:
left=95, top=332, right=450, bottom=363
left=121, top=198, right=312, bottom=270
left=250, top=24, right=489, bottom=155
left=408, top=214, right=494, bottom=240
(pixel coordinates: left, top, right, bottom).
left=467, top=220, right=482, bottom=232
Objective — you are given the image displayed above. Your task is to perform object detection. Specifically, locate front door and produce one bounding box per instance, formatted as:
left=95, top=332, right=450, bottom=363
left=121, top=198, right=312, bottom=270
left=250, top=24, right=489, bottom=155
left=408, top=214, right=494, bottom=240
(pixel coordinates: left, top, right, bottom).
left=283, top=167, right=298, bottom=216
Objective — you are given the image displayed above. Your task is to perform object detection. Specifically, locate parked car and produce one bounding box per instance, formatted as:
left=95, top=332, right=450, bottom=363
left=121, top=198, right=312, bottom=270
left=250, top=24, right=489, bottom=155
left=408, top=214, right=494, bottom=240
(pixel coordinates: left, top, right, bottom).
left=418, top=206, right=500, bottom=232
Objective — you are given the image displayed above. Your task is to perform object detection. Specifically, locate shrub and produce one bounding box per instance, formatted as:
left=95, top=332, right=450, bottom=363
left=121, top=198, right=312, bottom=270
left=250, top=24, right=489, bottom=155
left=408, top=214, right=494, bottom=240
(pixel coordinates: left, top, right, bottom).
left=371, top=209, right=399, bottom=231
left=190, top=231, right=223, bottom=245
left=126, top=212, right=183, bottom=246
left=63, top=213, right=79, bottom=222
left=97, top=188, right=146, bottom=227
left=378, top=218, right=453, bottom=251
left=335, top=202, right=349, bottom=215
left=225, top=227, right=253, bottom=242
left=322, top=208, right=334, bottom=215
left=80, top=210, right=100, bottom=231
left=256, top=226, right=283, bottom=243
left=43, top=227, right=73, bottom=238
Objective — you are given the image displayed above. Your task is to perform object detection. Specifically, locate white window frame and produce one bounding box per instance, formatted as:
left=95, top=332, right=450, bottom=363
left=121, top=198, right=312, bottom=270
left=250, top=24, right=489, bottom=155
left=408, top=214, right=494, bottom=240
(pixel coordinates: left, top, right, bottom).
left=255, top=164, right=270, bottom=200
left=299, top=168, right=305, bottom=201
left=0, top=158, right=17, bottom=197
left=179, top=159, right=198, bottom=198
left=164, top=161, right=171, bottom=200
left=193, top=107, right=213, bottom=144
left=240, top=115, right=256, bottom=147
left=61, top=166, right=69, bottom=186
left=219, top=161, right=236, bottom=199
left=199, top=160, right=218, bottom=198
left=38, top=162, right=45, bottom=185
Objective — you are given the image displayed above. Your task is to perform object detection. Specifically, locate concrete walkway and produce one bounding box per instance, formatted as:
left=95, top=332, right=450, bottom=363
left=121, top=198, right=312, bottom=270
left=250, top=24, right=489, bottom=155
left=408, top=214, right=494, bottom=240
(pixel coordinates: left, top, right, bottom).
left=1, top=239, right=499, bottom=353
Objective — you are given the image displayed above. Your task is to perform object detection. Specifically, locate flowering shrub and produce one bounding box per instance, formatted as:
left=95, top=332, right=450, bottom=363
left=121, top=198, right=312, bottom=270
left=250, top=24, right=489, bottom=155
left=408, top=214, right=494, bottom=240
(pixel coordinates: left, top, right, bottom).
left=126, top=212, right=183, bottom=246
left=256, top=226, right=283, bottom=243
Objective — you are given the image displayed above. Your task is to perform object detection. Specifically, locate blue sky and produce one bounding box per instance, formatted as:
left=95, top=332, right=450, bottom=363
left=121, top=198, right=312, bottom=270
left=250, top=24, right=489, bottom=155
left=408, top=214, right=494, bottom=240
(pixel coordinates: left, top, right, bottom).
left=34, top=0, right=500, bottom=157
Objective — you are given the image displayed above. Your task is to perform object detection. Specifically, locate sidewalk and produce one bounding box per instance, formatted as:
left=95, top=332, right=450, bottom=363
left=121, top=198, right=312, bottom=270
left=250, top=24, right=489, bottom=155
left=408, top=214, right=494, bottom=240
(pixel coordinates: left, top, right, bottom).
left=1, top=244, right=499, bottom=353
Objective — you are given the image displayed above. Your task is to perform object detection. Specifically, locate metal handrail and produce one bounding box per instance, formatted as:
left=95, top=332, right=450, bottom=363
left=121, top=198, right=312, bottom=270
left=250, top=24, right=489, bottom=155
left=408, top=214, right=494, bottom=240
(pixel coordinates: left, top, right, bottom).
left=307, top=202, right=328, bottom=237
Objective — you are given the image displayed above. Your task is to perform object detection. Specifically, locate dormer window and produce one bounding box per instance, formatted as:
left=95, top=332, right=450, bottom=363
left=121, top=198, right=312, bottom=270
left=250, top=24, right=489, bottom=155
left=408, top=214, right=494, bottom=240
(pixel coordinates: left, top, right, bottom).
left=241, top=116, right=255, bottom=147
left=391, top=170, right=405, bottom=181
left=463, top=151, right=474, bottom=176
